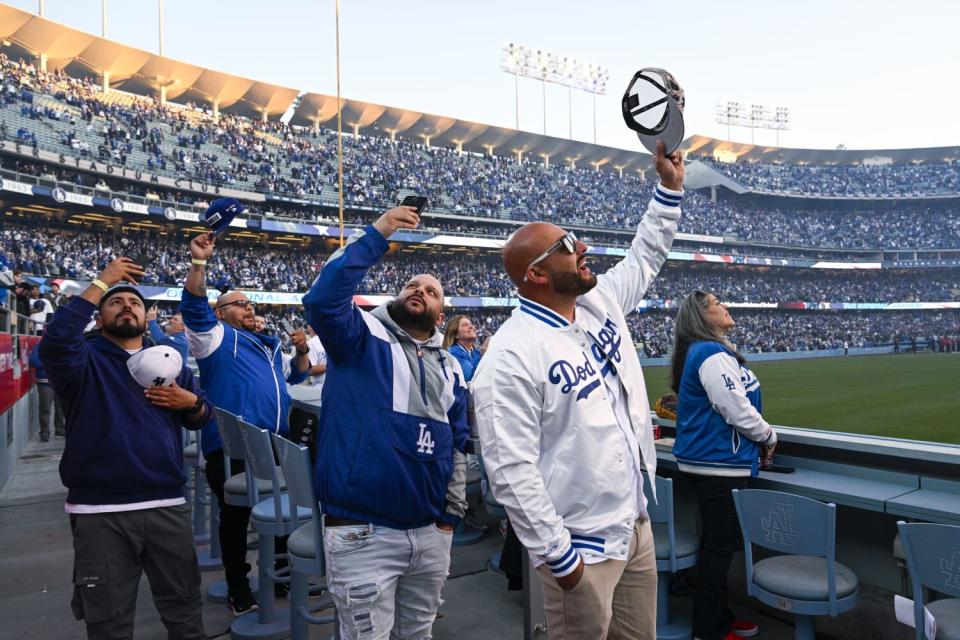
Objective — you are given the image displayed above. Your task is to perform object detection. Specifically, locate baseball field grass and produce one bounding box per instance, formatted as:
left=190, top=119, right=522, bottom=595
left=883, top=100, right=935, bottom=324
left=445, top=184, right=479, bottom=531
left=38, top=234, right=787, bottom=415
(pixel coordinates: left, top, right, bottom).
left=642, top=352, right=960, bottom=445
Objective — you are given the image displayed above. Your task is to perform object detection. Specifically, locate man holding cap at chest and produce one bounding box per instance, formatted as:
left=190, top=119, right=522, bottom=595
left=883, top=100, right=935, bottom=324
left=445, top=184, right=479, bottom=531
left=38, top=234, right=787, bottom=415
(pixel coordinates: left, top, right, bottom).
left=39, top=257, right=212, bottom=640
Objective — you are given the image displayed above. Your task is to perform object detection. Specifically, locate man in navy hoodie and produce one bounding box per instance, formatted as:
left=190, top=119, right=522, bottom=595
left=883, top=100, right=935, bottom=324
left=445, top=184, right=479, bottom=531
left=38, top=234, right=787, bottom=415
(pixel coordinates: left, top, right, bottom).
left=180, top=231, right=310, bottom=615
left=39, top=257, right=212, bottom=640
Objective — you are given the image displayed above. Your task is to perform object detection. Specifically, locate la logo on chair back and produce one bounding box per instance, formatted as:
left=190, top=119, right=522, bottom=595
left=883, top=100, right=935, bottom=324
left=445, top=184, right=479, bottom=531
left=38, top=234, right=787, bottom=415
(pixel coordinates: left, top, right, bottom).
left=760, top=502, right=800, bottom=549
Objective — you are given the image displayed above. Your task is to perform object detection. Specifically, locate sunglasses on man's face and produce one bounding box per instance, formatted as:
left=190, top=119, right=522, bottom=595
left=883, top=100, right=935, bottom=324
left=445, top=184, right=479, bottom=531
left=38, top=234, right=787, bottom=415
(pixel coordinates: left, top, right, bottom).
left=523, top=231, right=579, bottom=283
left=218, top=300, right=256, bottom=311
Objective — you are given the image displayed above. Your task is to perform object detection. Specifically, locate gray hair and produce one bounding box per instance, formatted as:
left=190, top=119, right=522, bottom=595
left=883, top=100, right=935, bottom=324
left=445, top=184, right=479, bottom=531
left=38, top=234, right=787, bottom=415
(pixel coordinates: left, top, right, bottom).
left=668, top=290, right=743, bottom=392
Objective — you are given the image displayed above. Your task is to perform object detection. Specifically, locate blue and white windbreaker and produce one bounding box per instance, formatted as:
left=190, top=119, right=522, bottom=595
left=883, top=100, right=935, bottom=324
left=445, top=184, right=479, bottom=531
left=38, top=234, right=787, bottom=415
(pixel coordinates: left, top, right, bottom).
left=302, top=226, right=470, bottom=530
left=674, top=341, right=777, bottom=477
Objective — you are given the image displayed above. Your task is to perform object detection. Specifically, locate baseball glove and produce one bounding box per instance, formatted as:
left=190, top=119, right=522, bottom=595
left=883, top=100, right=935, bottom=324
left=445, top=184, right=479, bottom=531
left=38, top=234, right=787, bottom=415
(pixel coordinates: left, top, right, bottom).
left=654, top=393, right=678, bottom=420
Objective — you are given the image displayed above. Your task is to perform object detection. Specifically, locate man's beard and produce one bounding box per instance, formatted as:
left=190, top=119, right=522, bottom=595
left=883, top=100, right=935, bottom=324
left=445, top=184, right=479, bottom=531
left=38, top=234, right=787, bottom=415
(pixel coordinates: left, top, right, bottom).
left=102, top=316, right=146, bottom=339
left=548, top=266, right=598, bottom=296
left=388, top=299, right=438, bottom=335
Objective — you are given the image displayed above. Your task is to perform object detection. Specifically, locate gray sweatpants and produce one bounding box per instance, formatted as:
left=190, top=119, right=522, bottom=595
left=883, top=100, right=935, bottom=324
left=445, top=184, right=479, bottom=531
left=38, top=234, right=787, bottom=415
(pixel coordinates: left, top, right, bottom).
left=36, top=382, right=64, bottom=439
left=69, top=503, right=205, bottom=640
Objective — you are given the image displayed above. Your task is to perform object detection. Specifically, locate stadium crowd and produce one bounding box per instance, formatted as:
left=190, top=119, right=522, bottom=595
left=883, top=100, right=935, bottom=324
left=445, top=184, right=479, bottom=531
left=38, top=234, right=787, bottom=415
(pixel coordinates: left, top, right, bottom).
left=698, top=157, right=960, bottom=198
left=2, top=56, right=960, bottom=252
left=253, top=306, right=959, bottom=358
left=3, top=220, right=959, bottom=302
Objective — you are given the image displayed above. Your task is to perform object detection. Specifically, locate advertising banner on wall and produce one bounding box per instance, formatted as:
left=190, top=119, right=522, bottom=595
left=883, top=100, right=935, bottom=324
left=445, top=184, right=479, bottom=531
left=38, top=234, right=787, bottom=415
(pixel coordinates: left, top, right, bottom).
left=0, top=334, right=17, bottom=414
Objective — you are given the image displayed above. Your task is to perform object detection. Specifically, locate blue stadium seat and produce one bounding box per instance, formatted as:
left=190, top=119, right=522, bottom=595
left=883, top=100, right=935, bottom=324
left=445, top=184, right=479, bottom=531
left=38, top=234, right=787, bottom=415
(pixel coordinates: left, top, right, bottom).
left=233, top=420, right=310, bottom=640
left=896, top=521, right=960, bottom=640
left=642, top=473, right=699, bottom=640
left=452, top=465, right=486, bottom=546
left=206, top=408, right=264, bottom=604
left=272, top=433, right=337, bottom=640
left=732, top=489, right=859, bottom=640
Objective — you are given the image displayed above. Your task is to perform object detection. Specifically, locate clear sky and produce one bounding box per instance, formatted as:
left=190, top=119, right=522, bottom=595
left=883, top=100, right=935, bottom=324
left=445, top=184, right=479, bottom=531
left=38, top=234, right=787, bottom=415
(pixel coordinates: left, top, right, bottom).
left=7, top=0, right=959, bottom=152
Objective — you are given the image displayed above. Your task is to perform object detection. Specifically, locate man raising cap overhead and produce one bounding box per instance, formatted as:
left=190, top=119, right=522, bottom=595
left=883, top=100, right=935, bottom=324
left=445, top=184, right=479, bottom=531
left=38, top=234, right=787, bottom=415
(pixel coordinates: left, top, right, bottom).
left=473, top=141, right=685, bottom=640
left=146, top=305, right=189, bottom=362
left=179, top=231, right=311, bottom=615
left=39, top=257, right=212, bottom=640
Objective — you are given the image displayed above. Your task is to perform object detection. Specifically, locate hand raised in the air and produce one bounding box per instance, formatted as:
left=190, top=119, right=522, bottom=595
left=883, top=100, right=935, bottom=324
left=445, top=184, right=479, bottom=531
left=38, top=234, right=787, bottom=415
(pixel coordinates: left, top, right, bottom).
left=373, top=206, right=420, bottom=240
left=100, top=257, right=145, bottom=286
left=190, top=232, right=216, bottom=261
left=654, top=140, right=684, bottom=191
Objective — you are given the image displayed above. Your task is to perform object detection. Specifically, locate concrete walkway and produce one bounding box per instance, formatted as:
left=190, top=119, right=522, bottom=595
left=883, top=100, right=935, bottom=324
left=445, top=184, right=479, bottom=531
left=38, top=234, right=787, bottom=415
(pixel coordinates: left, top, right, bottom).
left=0, top=436, right=804, bottom=639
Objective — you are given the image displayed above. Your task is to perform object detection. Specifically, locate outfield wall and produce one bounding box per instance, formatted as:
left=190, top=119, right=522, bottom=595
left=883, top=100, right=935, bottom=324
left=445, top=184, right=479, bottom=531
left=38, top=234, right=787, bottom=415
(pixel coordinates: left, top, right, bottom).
left=639, top=344, right=896, bottom=367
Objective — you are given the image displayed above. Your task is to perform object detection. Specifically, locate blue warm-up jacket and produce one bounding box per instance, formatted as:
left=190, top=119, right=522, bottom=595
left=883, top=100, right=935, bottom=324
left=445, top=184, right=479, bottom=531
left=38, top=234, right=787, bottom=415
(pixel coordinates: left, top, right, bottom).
left=302, top=225, right=470, bottom=529
left=180, top=289, right=308, bottom=455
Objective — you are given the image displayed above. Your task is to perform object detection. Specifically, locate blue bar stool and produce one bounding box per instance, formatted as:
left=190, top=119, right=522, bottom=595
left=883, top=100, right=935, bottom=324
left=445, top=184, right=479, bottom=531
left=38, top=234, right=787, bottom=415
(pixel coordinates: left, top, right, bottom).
left=206, top=409, right=270, bottom=604
left=642, top=473, right=699, bottom=640
left=272, top=433, right=337, bottom=640
left=183, top=434, right=211, bottom=546
left=230, top=420, right=309, bottom=640
left=453, top=464, right=486, bottom=546
left=896, top=521, right=960, bottom=640
left=732, top=489, right=859, bottom=640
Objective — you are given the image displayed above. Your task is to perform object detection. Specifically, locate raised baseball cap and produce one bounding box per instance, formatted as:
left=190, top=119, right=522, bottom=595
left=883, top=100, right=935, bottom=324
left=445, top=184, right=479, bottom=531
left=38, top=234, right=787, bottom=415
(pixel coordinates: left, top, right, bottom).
left=621, top=67, right=685, bottom=155
left=203, top=198, right=245, bottom=235
left=127, top=345, right=183, bottom=388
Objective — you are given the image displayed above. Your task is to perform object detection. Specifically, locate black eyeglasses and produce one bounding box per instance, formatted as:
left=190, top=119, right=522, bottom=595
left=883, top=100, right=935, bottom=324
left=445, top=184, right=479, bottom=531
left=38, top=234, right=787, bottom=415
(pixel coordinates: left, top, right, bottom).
left=523, top=231, right=578, bottom=283
left=217, top=300, right=256, bottom=311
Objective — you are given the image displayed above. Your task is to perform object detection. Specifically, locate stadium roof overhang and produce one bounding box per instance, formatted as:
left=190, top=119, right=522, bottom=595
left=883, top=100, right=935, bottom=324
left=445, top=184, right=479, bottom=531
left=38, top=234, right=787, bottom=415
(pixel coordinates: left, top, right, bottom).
left=0, top=3, right=297, bottom=119
left=684, top=135, right=960, bottom=166
left=291, top=92, right=655, bottom=172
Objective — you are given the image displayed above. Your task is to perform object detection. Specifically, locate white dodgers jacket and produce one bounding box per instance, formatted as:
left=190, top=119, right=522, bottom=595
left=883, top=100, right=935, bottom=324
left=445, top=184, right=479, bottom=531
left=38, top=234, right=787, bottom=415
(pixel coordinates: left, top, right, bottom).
left=472, top=184, right=683, bottom=578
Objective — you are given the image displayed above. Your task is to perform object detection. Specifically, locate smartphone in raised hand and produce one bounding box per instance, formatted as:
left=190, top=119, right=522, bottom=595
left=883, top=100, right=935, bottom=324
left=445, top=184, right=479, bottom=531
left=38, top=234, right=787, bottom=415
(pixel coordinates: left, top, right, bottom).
left=400, top=195, right=428, bottom=215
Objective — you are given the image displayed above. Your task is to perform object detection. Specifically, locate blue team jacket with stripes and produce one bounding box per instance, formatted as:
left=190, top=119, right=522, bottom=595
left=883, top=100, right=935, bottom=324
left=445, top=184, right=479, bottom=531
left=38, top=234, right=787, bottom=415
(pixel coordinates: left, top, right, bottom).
left=302, top=225, right=470, bottom=530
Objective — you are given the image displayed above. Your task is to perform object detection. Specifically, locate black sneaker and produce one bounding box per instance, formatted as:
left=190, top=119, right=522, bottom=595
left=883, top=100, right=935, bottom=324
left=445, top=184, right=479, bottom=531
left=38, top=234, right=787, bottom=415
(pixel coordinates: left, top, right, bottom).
left=227, top=590, right=259, bottom=616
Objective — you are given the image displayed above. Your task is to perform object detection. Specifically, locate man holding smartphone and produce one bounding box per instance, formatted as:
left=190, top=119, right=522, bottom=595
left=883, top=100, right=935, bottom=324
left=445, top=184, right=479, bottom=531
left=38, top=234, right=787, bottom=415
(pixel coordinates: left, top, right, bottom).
left=40, top=257, right=212, bottom=639
left=180, top=232, right=310, bottom=615
left=301, top=199, right=470, bottom=640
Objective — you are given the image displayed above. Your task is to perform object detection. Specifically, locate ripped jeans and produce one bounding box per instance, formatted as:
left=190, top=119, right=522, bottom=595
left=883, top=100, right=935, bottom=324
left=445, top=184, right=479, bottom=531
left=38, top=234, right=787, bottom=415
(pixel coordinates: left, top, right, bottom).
left=323, top=523, right=453, bottom=640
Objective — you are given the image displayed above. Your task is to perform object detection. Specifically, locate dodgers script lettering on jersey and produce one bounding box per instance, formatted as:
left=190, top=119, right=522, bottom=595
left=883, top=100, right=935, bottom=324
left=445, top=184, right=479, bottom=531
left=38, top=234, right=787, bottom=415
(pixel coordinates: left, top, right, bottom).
left=548, top=317, right=623, bottom=401
left=590, top=318, right=623, bottom=365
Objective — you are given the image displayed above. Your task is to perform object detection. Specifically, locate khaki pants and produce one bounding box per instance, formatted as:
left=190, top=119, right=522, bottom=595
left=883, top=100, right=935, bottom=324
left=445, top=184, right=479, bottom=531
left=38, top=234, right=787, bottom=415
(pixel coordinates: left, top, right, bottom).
left=537, top=519, right=657, bottom=640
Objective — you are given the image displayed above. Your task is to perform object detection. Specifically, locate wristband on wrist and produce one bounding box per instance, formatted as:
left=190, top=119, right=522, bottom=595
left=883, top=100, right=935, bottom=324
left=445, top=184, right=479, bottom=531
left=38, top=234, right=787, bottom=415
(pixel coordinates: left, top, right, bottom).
left=189, top=395, right=205, bottom=414
left=91, top=279, right=109, bottom=293
left=191, top=258, right=207, bottom=266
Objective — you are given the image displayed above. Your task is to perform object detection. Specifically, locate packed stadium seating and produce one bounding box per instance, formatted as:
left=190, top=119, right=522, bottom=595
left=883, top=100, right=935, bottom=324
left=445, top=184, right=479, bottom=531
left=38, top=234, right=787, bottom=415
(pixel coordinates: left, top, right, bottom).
left=698, top=157, right=960, bottom=198
left=4, top=218, right=958, bottom=302
left=2, top=56, right=960, bottom=251
left=2, top=53, right=959, bottom=363
left=253, top=306, right=957, bottom=358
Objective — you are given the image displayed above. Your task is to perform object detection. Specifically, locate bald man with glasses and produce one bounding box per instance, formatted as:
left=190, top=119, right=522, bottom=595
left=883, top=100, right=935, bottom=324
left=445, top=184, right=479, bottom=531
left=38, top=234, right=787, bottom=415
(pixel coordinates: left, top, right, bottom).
left=474, top=142, right=684, bottom=640
left=180, top=232, right=311, bottom=615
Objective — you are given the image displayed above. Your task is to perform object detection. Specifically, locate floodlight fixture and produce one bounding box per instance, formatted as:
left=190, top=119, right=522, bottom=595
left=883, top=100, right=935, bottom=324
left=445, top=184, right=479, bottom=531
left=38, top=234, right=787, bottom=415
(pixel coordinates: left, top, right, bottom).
left=500, top=42, right=609, bottom=141
left=716, top=101, right=790, bottom=145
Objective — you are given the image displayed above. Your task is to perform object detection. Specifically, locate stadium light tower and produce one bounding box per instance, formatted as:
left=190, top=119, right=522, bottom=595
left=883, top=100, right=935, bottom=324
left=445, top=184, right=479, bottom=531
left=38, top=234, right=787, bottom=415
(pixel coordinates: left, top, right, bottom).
left=158, top=0, right=164, bottom=56
left=500, top=43, right=609, bottom=142
left=715, top=101, right=790, bottom=146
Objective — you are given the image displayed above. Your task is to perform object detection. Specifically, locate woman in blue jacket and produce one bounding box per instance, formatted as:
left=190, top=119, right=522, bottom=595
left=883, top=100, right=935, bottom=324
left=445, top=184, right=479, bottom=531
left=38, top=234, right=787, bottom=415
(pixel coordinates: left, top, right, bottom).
left=669, top=290, right=777, bottom=640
